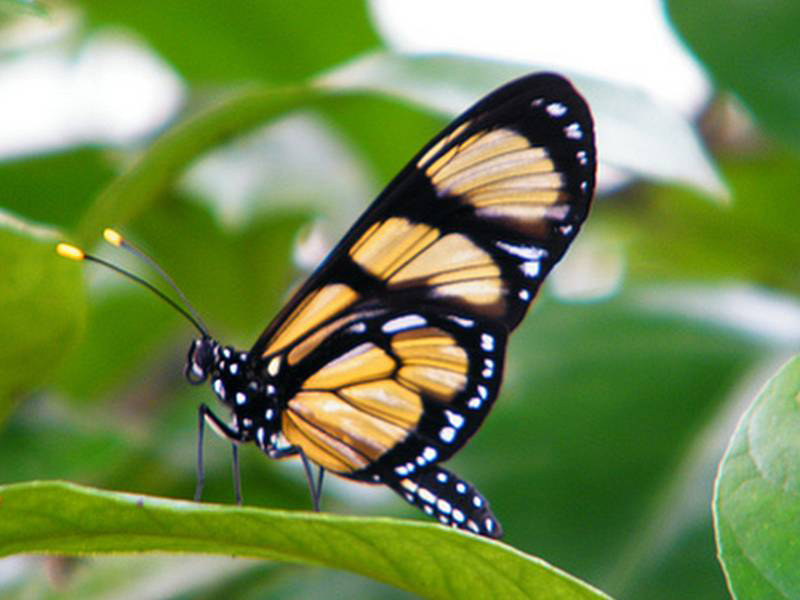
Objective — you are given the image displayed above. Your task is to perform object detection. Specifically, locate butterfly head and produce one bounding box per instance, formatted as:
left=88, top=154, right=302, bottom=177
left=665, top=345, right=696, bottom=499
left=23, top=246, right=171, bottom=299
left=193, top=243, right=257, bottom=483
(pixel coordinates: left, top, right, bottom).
left=185, top=336, right=217, bottom=384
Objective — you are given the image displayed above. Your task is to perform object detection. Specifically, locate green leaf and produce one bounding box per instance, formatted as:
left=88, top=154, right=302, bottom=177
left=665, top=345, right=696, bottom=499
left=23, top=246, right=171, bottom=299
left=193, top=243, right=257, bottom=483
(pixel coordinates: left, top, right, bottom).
left=0, top=212, right=85, bottom=419
left=80, top=0, right=380, bottom=84
left=0, top=481, right=610, bottom=600
left=321, top=52, right=727, bottom=198
left=667, top=1, right=800, bottom=151
left=714, top=355, right=800, bottom=598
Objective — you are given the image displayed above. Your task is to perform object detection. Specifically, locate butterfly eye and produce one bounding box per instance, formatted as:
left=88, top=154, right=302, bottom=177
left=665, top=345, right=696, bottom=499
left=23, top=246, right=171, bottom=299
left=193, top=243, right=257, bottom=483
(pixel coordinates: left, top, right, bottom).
left=185, top=338, right=213, bottom=384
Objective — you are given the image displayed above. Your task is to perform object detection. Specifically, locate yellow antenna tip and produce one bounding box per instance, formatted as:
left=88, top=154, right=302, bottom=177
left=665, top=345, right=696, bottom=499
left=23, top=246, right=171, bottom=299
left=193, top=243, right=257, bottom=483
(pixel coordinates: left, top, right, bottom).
left=56, top=242, right=85, bottom=261
left=103, top=228, right=123, bottom=247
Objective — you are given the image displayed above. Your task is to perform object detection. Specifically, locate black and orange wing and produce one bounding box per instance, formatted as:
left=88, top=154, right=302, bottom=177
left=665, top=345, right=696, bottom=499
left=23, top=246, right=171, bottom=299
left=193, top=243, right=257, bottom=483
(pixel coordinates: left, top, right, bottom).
left=250, top=72, right=596, bottom=536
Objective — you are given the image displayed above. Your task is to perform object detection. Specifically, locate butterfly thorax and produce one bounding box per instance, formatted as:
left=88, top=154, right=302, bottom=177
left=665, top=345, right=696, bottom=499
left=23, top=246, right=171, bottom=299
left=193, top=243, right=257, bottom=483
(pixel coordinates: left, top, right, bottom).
left=185, top=337, right=283, bottom=450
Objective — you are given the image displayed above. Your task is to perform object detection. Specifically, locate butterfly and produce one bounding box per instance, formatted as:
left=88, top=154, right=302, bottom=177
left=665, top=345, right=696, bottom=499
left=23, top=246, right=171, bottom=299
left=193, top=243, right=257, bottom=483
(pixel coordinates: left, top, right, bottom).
left=59, top=71, right=595, bottom=539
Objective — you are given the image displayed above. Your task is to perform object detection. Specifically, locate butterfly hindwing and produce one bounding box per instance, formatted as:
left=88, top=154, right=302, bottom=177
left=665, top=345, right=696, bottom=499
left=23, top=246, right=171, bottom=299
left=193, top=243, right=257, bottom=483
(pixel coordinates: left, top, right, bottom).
left=278, top=308, right=506, bottom=481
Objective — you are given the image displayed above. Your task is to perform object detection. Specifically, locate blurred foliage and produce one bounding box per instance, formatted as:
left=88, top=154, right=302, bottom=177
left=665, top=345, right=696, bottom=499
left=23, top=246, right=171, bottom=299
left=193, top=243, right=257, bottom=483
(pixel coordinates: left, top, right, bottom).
left=668, top=1, right=800, bottom=152
left=715, top=356, right=800, bottom=598
left=0, top=1, right=798, bottom=599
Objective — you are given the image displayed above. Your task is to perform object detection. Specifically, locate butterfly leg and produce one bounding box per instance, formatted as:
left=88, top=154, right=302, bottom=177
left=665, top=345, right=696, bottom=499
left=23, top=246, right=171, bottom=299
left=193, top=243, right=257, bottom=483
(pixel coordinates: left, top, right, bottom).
left=385, top=465, right=503, bottom=539
left=268, top=445, right=325, bottom=511
left=195, top=403, right=245, bottom=503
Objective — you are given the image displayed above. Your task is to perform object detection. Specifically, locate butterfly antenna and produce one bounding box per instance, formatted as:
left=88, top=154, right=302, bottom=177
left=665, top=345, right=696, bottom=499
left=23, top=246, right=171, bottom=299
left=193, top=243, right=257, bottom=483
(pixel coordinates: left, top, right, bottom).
left=56, top=238, right=210, bottom=338
left=102, top=228, right=210, bottom=335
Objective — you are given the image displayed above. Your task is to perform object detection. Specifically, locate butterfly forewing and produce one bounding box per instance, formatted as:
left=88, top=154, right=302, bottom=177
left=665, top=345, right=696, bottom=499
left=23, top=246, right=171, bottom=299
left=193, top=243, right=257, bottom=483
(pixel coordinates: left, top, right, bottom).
left=252, top=72, right=595, bottom=363
left=241, top=72, right=595, bottom=537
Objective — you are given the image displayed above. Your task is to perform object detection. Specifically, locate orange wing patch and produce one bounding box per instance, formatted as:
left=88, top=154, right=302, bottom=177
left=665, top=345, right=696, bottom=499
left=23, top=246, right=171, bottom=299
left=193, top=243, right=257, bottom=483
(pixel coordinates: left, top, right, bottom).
left=339, top=379, right=422, bottom=429
left=263, top=284, right=359, bottom=358
left=283, top=326, right=469, bottom=473
left=349, top=217, right=439, bottom=279
left=422, top=126, right=570, bottom=235
left=285, top=390, right=407, bottom=472
left=303, top=342, right=395, bottom=390
left=393, top=327, right=468, bottom=402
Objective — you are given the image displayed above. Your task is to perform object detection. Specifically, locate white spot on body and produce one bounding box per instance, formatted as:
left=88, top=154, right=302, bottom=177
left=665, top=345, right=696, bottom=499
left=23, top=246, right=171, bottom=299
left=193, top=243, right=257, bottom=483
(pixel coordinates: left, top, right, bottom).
left=382, top=314, right=427, bottom=334
left=267, top=356, right=281, bottom=377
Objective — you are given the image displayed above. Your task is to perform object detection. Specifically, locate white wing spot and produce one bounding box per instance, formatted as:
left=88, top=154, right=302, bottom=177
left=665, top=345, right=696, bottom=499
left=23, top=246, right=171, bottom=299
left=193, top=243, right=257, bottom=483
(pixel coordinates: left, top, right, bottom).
left=521, top=261, right=541, bottom=278
left=456, top=482, right=467, bottom=494
left=481, top=333, right=495, bottom=352
left=564, top=122, right=583, bottom=139
left=452, top=509, right=465, bottom=523
left=467, top=396, right=482, bottom=409
left=235, top=392, right=246, bottom=405
left=473, top=495, right=483, bottom=508
left=229, top=363, right=239, bottom=375
left=440, top=426, right=456, bottom=443
left=496, top=241, right=547, bottom=260
left=265, top=408, right=274, bottom=420
left=436, top=471, right=448, bottom=483
left=437, top=499, right=452, bottom=514
left=383, top=314, right=427, bottom=334
left=445, top=409, right=465, bottom=429
left=395, top=465, right=409, bottom=476
left=577, top=150, right=588, bottom=165
left=519, top=289, right=531, bottom=301
left=348, top=322, right=367, bottom=334
left=477, top=385, right=488, bottom=400
left=423, top=447, right=438, bottom=461
left=546, top=102, right=567, bottom=117
left=419, top=488, right=436, bottom=504
left=448, top=315, right=475, bottom=328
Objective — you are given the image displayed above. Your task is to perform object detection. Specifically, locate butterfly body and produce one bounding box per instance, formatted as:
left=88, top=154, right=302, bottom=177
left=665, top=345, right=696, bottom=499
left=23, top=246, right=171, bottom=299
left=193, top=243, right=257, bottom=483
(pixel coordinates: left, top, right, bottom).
left=186, top=72, right=596, bottom=538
